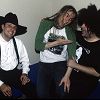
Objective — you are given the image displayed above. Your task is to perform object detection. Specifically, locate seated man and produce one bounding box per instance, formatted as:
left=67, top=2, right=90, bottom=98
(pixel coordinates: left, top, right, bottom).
left=0, top=12, right=36, bottom=99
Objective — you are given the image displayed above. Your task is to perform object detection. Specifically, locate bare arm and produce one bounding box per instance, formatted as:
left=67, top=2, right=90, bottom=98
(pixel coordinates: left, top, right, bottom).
left=67, top=59, right=100, bottom=77
left=45, top=38, right=72, bottom=49
left=64, top=67, right=73, bottom=77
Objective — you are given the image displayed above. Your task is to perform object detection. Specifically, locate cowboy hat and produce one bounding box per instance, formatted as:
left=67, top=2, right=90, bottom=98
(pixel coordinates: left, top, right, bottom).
left=0, top=12, right=27, bottom=36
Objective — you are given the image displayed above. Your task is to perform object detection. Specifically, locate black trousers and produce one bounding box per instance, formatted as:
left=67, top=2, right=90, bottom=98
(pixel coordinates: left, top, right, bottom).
left=68, top=70, right=98, bottom=99
left=0, top=68, right=37, bottom=99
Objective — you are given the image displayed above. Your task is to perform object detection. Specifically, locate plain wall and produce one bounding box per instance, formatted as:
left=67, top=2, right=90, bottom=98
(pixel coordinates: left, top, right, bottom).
left=52, top=0, right=100, bottom=13
left=0, top=0, right=100, bottom=64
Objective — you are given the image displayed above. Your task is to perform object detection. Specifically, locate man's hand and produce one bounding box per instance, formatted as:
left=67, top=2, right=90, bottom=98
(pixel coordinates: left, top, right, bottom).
left=59, top=75, right=70, bottom=93
left=20, top=74, right=30, bottom=85
left=0, top=83, right=12, bottom=96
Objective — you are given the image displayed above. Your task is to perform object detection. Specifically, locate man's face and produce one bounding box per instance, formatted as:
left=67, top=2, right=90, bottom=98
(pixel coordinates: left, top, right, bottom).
left=58, top=10, right=76, bottom=28
left=80, top=23, right=90, bottom=38
left=2, top=22, right=17, bottom=39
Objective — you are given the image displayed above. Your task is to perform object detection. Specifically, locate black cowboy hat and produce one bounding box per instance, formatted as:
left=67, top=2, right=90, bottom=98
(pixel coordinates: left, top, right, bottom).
left=0, top=12, right=27, bottom=36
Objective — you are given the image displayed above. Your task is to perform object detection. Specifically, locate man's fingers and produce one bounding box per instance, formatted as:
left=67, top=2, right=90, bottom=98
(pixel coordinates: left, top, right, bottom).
left=59, top=80, right=62, bottom=86
left=64, top=83, right=67, bottom=92
left=22, top=77, right=30, bottom=85
left=3, top=90, right=12, bottom=96
left=67, top=87, right=69, bottom=93
left=67, top=83, right=70, bottom=93
left=6, top=90, right=12, bottom=96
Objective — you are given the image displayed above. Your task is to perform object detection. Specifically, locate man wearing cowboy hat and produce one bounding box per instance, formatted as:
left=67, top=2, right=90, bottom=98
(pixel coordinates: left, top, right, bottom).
left=0, top=12, right=36, bottom=99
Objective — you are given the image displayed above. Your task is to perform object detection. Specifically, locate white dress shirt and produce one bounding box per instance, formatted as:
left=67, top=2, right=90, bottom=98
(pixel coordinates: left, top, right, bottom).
left=0, top=34, right=30, bottom=86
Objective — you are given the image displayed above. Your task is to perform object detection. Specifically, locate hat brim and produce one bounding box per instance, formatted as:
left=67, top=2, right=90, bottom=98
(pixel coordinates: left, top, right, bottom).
left=15, top=25, right=27, bottom=36
left=0, top=16, right=27, bottom=36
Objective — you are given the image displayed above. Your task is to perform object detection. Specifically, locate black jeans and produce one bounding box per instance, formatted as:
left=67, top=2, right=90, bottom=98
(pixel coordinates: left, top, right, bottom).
left=68, top=70, right=98, bottom=99
left=0, top=68, right=37, bottom=99
left=37, top=61, right=68, bottom=99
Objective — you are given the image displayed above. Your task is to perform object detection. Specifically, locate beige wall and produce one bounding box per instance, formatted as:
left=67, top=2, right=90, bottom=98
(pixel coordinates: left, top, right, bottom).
left=0, top=0, right=100, bottom=64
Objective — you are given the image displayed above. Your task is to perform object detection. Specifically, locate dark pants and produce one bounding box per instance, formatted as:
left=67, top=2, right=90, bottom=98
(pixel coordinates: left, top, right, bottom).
left=0, top=68, right=37, bottom=99
left=68, top=70, right=98, bottom=99
left=37, top=61, right=68, bottom=99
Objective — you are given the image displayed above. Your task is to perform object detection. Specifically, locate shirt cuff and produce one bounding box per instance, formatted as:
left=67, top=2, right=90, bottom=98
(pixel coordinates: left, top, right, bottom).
left=0, top=80, right=4, bottom=86
left=22, top=69, right=29, bottom=75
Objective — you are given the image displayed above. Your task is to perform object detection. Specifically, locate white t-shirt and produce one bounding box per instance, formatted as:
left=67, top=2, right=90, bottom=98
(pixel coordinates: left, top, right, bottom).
left=40, top=27, right=68, bottom=63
